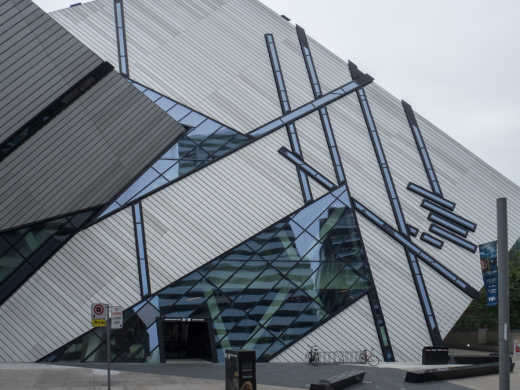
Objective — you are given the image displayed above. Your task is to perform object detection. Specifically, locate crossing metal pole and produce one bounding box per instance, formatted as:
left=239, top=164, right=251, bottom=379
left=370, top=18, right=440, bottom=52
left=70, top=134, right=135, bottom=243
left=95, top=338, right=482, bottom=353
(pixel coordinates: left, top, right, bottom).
left=497, top=197, right=510, bottom=390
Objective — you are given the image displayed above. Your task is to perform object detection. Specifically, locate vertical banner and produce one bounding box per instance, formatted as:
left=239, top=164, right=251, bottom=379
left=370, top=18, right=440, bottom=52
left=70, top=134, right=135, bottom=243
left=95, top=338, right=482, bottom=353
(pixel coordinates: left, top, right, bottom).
left=479, top=241, right=498, bottom=306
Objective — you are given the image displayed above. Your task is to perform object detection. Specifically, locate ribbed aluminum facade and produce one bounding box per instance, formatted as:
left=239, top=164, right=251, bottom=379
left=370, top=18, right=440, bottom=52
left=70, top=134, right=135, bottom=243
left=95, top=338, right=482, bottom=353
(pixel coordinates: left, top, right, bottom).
left=0, top=0, right=519, bottom=363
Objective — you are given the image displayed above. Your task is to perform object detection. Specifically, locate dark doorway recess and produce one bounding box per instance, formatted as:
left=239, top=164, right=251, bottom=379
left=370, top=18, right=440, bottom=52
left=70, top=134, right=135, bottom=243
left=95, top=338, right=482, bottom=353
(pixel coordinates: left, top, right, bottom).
left=162, top=319, right=214, bottom=361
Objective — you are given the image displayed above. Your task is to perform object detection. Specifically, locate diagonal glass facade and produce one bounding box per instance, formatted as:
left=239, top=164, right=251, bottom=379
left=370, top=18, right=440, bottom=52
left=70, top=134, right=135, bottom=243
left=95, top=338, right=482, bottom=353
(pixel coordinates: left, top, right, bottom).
left=99, top=81, right=251, bottom=218
left=43, top=186, right=374, bottom=363
left=0, top=207, right=100, bottom=305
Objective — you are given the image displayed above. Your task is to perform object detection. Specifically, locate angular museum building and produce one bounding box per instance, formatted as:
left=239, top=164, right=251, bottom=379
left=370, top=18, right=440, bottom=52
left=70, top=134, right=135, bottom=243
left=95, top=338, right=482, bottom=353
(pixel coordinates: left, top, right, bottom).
left=1, top=0, right=519, bottom=363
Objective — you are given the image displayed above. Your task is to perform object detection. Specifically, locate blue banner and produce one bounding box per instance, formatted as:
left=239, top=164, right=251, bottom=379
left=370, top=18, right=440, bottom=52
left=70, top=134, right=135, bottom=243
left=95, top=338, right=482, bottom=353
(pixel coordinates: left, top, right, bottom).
left=479, top=241, right=498, bottom=306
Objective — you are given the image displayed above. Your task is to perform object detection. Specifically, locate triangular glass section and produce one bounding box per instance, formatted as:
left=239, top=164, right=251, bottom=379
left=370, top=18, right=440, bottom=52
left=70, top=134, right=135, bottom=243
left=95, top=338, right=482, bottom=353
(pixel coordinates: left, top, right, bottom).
left=98, top=81, right=251, bottom=219
left=42, top=186, right=372, bottom=363
left=0, top=207, right=100, bottom=305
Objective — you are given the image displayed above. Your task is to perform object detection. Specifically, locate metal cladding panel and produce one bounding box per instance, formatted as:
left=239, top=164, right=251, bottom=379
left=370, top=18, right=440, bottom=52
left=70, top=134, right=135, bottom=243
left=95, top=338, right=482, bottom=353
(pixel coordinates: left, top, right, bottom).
left=326, top=94, right=397, bottom=229
left=0, top=0, right=101, bottom=143
left=142, top=130, right=304, bottom=293
left=0, top=208, right=139, bottom=362
left=421, top=263, right=473, bottom=339
left=271, top=296, right=381, bottom=362
left=363, top=84, right=480, bottom=340
left=295, top=112, right=337, bottom=187
left=357, top=216, right=430, bottom=362
left=49, top=0, right=119, bottom=69
left=0, top=71, right=185, bottom=231
left=120, top=0, right=318, bottom=133
left=415, top=112, right=520, bottom=251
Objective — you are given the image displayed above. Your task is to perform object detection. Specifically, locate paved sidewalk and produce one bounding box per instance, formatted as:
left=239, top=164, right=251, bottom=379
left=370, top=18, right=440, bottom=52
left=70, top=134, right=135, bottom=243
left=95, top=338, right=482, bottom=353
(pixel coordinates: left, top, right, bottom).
left=0, top=363, right=297, bottom=390
left=0, top=362, right=472, bottom=390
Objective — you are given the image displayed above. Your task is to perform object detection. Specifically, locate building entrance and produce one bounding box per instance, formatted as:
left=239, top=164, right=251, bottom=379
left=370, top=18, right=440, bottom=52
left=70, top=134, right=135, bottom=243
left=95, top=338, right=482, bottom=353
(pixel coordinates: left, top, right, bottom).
left=162, top=319, right=213, bottom=361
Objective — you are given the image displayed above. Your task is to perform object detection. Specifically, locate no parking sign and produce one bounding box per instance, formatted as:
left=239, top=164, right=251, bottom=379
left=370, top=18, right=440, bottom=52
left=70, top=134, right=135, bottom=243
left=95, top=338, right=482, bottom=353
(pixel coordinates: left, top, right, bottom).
left=91, top=303, right=108, bottom=327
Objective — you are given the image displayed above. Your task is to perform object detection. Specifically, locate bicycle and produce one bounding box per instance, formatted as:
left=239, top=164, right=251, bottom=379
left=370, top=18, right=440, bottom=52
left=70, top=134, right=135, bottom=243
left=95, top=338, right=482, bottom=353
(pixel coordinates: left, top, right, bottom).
left=306, top=345, right=320, bottom=366
left=359, top=348, right=380, bottom=366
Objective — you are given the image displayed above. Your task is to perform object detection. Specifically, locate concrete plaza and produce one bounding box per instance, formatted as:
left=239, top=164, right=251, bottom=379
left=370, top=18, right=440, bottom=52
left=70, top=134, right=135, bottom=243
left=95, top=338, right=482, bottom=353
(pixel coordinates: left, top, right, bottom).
left=0, top=360, right=518, bottom=390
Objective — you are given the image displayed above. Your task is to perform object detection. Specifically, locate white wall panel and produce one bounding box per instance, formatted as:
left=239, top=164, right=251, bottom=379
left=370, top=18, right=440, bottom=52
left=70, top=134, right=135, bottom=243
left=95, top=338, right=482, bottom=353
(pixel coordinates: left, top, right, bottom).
left=0, top=209, right=139, bottom=362
left=327, top=94, right=397, bottom=230
left=357, top=216, right=430, bottom=362
left=122, top=0, right=323, bottom=133
left=422, top=264, right=473, bottom=339
left=143, top=130, right=306, bottom=293
left=295, top=112, right=337, bottom=187
left=50, top=0, right=118, bottom=68
left=271, top=296, right=381, bottom=362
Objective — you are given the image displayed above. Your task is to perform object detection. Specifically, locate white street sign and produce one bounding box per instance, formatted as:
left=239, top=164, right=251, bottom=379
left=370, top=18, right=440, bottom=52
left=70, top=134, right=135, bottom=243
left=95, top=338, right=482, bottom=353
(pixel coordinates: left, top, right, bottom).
left=111, top=306, right=123, bottom=329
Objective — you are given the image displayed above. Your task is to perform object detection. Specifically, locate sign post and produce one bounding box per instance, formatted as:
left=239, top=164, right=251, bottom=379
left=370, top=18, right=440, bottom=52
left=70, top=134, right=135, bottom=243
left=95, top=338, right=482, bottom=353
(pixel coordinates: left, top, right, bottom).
left=497, top=198, right=510, bottom=390
left=91, top=303, right=111, bottom=390
left=106, top=315, right=111, bottom=390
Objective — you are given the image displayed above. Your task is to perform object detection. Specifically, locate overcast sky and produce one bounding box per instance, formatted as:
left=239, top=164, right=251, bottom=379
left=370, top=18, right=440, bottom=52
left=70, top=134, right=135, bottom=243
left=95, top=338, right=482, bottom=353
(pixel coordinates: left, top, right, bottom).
left=35, top=0, right=520, bottom=185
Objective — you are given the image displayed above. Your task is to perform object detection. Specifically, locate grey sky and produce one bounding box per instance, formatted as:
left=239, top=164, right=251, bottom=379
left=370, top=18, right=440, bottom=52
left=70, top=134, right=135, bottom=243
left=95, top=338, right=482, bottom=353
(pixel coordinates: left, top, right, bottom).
left=35, top=0, right=520, bottom=185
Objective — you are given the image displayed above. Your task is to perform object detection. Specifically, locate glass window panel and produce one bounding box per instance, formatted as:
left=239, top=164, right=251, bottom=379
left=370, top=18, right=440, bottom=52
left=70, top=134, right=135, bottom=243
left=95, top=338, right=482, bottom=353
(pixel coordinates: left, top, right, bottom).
left=146, top=347, right=160, bottom=363
left=222, top=242, right=256, bottom=261
left=147, top=322, right=159, bottom=350
left=260, top=340, right=285, bottom=361
left=291, top=230, right=318, bottom=259
left=218, top=308, right=247, bottom=334
left=256, top=224, right=297, bottom=261
left=233, top=291, right=266, bottom=312
left=139, top=260, right=149, bottom=296
left=0, top=249, right=26, bottom=281
left=162, top=162, right=180, bottom=181
left=179, top=144, right=210, bottom=161
left=152, top=159, right=176, bottom=174
left=279, top=303, right=327, bottom=345
left=204, top=260, right=238, bottom=288
left=110, top=314, right=148, bottom=362
left=219, top=261, right=267, bottom=295
left=137, top=303, right=159, bottom=328
left=155, top=97, right=176, bottom=112
left=161, top=143, right=182, bottom=160
left=0, top=237, right=10, bottom=256
left=132, top=82, right=146, bottom=92
left=144, top=89, right=161, bottom=102
left=116, top=169, right=160, bottom=205
left=247, top=266, right=282, bottom=290
left=244, top=223, right=284, bottom=254
left=180, top=112, right=206, bottom=127
left=201, top=127, right=236, bottom=148
left=290, top=192, right=336, bottom=233
left=0, top=249, right=25, bottom=281
left=167, top=104, right=191, bottom=121
left=137, top=175, right=168, bottom=199
left=186, top=120, right=221, bottom=143
left=68, top=210, right=95, bottom=228
left=117, top=28, right=125, bottom=55
left=285, top=262, right=318, bottom=289
left=177, top=159, right=206, bottom=177
left=243, top=327, right=277, bottom=358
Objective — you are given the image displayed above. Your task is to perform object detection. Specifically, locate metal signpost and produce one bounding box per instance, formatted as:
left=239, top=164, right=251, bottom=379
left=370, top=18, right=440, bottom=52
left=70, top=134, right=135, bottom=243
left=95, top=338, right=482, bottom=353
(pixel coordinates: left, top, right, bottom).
left=91, top=303, right=123, bottom=390
left=497, top=198, right=510, bottom=390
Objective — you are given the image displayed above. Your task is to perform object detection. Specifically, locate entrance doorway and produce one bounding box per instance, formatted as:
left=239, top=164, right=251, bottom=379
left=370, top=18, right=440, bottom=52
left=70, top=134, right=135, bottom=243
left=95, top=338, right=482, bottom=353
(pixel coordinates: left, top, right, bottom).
left=162, top=319, right=213, bottom=361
